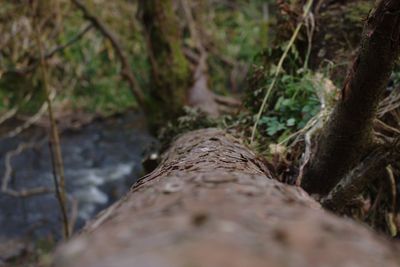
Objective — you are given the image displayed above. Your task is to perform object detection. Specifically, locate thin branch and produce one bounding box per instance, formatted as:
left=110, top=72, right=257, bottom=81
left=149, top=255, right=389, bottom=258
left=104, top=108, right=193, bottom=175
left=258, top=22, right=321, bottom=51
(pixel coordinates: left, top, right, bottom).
left=378, top=86, right=400, bottom=117
left=0, top=93, right=33, bottom=126
left=375, top=119, right=400, bottom=135
left=0, top=91, right=56, bottom=140
left=46, top=23, right=93, bottom=59
left=180, top=0, right=202, bottom=52
left=71, top=0, right=146, bottom=108
left=3, top=24, right=93, bottom=75
left=0, top=107, right=18, bottom=125
left=321, top=139, right=400, bottom=212
left=303, top=10, right=315, bottom=69
left=295, top=115, right=323, bottom=186
left=2, top=187, right=54, bottom=198
left=1, top=140, right=54, bottom=198
left=35, top=15, right=70, bottom=239
left=386, top=165, right=397, bottom=213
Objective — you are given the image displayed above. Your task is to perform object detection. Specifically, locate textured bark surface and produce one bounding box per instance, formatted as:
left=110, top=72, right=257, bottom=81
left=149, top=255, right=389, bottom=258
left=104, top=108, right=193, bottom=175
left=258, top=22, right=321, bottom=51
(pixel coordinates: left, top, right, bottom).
left=302, top=0, right=400, bottom=195
left=53, top=129, right=400, bottom=267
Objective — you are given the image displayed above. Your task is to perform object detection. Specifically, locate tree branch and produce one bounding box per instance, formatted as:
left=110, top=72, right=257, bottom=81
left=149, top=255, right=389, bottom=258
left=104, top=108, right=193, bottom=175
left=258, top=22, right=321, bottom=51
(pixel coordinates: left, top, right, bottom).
left=301, top=0, right=400, bottom=195
left=71, top=0, right=146, bottom=108
left=3, top=24, right=93, bottom=76
left=321, top=146, right=393, bottom=212
left=1, top=140, right=54, bottom=198
left=35, top=12, right=70, bottom=239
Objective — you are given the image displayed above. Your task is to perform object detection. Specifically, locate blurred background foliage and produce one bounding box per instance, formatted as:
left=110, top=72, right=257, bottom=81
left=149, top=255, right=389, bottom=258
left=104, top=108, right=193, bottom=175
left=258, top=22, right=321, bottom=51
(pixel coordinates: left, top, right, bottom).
left=0, top=0, right=146, bottom=115
left=0, top=0, right=269, bottom=116
left=0, top=0, right=383, bottom=143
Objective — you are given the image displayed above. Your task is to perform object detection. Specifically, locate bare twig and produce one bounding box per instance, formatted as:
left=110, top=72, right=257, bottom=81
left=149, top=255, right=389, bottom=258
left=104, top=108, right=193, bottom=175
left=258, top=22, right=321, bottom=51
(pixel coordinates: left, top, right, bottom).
left=370, top=182, right=384, bottom=213
left=180, top=0, right=202, bottom=52
left=303, top=10, right=315, bottom=69
left=0, top=108, right=18, bottom=125
left=46, top=23, right=93, bottom=59
left=378, top=87, right=400, bottom=117
left=0, top=91, right=56, bottom=140
left=0, top=93, right=33, bottom=126
left=3, top=24, right=93, bottom=75
left=321, top=149, right=390, bottom=211
left=1, top=140, right=54, bottom=198
left=295, top=116, right=322, bottom=186
left=375, top=119, right=400, bottom=135
left=321, top=138, right=400, bottom=212
left=71, top=0, right=146, bottom=108
left=2, top=187, right=53, bottom=198
left=2, top=180, right=53, bottom=198
left=386, top=165, right=397, bottom=213
left=2, top=140, right=38, bottom=189
left=35, top=14, right=70, bottom=239
left=68, top=197, right=79, bottom=236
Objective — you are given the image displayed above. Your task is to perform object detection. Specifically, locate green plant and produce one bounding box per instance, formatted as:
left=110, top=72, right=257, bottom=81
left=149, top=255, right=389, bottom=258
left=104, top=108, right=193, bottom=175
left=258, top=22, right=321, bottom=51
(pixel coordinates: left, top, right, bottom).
left=258, top=71, right=321, bottom=141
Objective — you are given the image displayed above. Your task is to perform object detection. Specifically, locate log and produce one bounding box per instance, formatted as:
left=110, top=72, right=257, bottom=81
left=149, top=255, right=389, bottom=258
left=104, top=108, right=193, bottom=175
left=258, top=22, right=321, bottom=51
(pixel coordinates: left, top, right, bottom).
left=53, top=129, right=400, bottom=267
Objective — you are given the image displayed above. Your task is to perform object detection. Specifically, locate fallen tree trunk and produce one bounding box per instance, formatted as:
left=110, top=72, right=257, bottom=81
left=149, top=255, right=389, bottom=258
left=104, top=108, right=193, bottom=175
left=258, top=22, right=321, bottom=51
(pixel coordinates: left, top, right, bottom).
left=53, top=129, right=400, bottom=267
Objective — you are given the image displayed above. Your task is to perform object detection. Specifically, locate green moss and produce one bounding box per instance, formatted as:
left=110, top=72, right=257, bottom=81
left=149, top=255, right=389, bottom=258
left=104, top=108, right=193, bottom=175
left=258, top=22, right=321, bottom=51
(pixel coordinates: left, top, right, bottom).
left=141, top=0, right=192, bottom=125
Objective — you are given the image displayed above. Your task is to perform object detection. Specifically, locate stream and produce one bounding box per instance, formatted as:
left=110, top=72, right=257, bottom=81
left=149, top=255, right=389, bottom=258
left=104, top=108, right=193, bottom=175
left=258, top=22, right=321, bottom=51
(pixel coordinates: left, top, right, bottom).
left=0, top=112, right=157, bottom=241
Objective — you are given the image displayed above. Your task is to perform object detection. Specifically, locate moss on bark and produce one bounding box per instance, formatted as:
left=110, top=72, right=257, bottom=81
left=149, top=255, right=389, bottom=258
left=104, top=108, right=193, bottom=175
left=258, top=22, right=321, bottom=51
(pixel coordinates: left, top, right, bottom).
left=139, top=0, right=191, bottom=126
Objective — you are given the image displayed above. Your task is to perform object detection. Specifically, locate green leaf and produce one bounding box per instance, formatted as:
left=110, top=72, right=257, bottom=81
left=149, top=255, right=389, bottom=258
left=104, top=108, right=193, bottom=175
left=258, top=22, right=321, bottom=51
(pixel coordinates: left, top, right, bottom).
left=286, top=118, right=296, bottom=126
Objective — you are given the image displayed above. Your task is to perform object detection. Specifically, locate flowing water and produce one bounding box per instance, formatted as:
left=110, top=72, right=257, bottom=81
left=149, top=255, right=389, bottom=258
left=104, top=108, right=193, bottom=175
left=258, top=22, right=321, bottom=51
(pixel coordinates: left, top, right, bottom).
left=0, top=112, right=157, bottom=241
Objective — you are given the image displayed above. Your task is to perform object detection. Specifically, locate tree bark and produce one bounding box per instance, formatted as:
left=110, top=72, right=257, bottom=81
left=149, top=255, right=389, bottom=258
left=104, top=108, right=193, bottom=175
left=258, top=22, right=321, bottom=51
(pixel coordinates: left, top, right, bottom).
left=139, top=0, right=192, bottom=124
left=53, top=129, right=400, bottom=267
left=301, top=0, right=400, bottom=195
